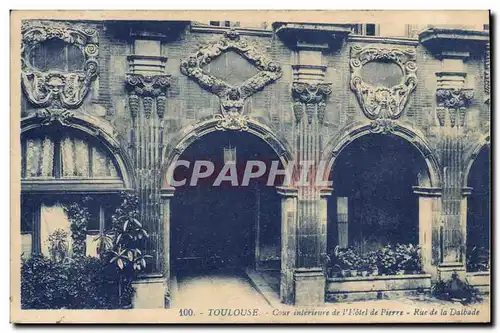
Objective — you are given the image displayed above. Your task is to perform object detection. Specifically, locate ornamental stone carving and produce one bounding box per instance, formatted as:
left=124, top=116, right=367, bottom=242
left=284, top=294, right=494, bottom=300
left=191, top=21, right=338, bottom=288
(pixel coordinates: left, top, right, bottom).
left=180, top=29, right=282, bottom=128
left=350, top=45, right=417, bottom=120
left=21, top=21, right=99, bottom=110
left=291, top=82, right=332, bottom=124
left=436, top=88, right=474, bottom=127
left=125, top=74, right=172, bottom=119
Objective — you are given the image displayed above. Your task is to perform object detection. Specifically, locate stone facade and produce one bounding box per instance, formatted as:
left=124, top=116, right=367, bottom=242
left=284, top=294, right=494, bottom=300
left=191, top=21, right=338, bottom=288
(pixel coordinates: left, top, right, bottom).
left=20, top=20, right=490, bottom=307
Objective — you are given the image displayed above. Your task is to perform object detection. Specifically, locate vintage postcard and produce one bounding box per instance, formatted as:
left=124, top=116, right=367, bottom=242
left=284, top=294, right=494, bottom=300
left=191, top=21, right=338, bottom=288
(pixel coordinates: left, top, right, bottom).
left=10, top=10, right=491, bottom=324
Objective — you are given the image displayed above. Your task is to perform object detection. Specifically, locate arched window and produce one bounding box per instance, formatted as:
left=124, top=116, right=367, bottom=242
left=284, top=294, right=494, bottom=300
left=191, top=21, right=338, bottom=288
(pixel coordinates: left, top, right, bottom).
left=20, top=125, right=130, bottom=259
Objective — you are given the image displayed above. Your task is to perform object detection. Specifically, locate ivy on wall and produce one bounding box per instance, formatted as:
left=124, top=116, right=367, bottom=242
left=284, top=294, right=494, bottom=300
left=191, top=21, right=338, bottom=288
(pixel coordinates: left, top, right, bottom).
left=64, top=196, right=92, bottom=256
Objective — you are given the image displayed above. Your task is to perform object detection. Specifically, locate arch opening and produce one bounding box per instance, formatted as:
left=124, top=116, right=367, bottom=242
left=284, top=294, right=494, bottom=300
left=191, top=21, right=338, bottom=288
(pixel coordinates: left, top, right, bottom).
left=169, top=130, right=284, bottom=289
left=466, top=146, right=491, bottom=272
left=326, top=133, right=432, bottom=274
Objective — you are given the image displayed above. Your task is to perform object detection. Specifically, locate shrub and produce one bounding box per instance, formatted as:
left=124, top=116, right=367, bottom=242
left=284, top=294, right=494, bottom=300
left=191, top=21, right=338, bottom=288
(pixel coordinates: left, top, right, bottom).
left=21, top=254, right=132, bottom=309
left=431, top=272, right=482, bottom=305
left=327, top=243, right=423, bottom=277
left=466, top=246, right=490, bottom=272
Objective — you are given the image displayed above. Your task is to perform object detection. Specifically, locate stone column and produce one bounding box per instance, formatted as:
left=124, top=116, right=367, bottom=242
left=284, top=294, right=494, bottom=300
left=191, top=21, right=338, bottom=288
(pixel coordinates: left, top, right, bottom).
left=291, top=44, right=331, bottom=306
left=413, top=186, right=442, bottom=277
left=160, top=187, right=175, bottom=308
left=125, top=63, right=171, bottom=275
left=419, top=28, right=489, bottom=280
left=254, top=186, right=261, bottom=270
left=319, top=188, right=333, bottom=265
left=277, top=186, right=298, bottom=305
left=275, top=22, right=350, bottom=306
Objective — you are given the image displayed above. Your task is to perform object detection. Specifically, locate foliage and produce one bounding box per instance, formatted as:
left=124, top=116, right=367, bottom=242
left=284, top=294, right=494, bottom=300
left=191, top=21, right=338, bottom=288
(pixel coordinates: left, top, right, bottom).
left=394, top=243, right=422, bottom=273
left=466, top=246, right=490, bottom=272
left=65, top=196, right=92, bottom=256
left=21, top=191, right=150, bottom=309
left=108, top=191, right=151, bottom=272
left=105, top=191, right=151, bottom=305
left=327, top=243, right=423, bottom=278
left=47, top=229, right=69, bottom=263
left=21, top=254, right=134, bottom=309
left=431, top=272, right=482, bottom=305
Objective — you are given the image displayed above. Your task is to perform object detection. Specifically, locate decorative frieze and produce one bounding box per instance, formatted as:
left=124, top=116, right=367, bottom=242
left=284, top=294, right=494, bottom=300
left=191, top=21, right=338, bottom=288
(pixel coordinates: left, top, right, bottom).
left=125, top=74, right=171, bottom=119
left=180, top=29, right=282, bottom=127
left=436, top=88, right=474, bottom=127
left=21, top=21, right=99, bottom=110
left=350, top=45, right=417, bottom=120
left=291, top=82, right=332, bottom=124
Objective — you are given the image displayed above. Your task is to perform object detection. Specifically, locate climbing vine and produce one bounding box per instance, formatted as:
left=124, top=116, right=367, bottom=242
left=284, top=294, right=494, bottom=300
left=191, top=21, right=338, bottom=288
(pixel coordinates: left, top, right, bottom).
left=65, top=196, right=92, bottom=256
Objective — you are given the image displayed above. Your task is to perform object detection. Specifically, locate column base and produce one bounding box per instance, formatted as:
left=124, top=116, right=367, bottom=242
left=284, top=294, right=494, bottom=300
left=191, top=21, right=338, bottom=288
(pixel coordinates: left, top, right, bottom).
left=131, top=274, right=167, bottom=309
left=294, top=268, right=325, bottom=306
left=437, top=263, right=466, bottom=280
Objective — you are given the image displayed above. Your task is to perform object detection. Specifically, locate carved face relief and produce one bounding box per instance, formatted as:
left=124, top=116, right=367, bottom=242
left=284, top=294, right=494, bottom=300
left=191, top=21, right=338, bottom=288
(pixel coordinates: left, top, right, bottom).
left=350, top=45, right=417, bottom=120
left=21, top=20, right=99, bottom=110
left=180, top=29, right=282, bottom=120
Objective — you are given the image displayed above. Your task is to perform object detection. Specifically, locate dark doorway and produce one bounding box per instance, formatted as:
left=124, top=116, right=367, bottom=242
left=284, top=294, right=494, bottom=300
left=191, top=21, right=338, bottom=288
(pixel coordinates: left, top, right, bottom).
left=466, top=147, right=490, bottom=272
left=327, top=134, right=428, bottom=253
left=170, top=131, right=282, bottom=275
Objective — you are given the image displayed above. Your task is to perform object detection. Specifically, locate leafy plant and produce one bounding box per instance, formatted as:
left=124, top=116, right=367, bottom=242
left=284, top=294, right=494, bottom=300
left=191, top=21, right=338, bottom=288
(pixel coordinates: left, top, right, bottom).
left=431, top=272, right=482, bottom=305
left=105, top=191, right=152, bottom=305
left=466, top=246, right=490, bottom=272
left=47, top=229, right=69, bottom=263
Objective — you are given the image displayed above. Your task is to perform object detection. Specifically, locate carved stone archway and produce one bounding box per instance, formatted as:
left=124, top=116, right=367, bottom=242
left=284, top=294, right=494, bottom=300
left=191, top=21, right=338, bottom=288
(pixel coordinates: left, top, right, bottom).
left=462, top=133, right=490, bottom=188
left=321, top=120, right=442, bottom=275
left=158, top=116, right=293, bottom=307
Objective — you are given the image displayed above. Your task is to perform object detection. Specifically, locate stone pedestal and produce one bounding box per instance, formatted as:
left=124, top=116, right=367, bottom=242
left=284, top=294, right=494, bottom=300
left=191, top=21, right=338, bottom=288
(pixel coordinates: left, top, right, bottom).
left=131, top=274, right=166, bottom=309
left=294, top=268, right=325, bottom=306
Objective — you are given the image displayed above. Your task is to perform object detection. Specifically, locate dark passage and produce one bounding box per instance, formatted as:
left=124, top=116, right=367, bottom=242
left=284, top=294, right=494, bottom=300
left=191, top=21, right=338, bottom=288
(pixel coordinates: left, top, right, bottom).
left=466, top=146, right=490, bottom=271
left=171, top=131, right=281, bottom=273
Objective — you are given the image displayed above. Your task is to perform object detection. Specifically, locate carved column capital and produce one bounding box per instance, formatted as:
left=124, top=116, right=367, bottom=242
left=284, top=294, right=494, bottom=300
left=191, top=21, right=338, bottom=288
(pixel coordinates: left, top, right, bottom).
left=436, top=88, right=474, bottom=127
left=291, top=82, right=331, bottom=124
left=125, top=74, right=171, bottom=119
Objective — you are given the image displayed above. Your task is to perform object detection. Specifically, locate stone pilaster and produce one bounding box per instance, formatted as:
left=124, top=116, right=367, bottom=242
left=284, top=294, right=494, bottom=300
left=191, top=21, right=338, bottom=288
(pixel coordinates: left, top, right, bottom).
left=420, top=28, right=488, bottom=279
left=276, top=23, right=348, bottom=305
left=125, top=73, right=171, bottom=274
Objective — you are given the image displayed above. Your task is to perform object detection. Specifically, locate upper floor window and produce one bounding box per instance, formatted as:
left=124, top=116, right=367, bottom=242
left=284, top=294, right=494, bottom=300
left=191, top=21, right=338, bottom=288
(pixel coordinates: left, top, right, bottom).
left=28, top=38, right=85, bottom=72
left=353, top=24, right=379, bottom=36
left=209, top=21, right=240, bottom=28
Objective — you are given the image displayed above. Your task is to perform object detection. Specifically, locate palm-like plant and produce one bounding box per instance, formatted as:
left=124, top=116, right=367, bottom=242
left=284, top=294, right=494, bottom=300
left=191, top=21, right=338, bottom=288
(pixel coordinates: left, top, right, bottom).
left=105, top=192, right=152, bottom=306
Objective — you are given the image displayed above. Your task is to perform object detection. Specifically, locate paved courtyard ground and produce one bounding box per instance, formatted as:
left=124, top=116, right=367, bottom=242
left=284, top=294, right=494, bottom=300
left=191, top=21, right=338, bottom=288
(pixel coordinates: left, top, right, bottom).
left=170, top=267, right=490, bottom=323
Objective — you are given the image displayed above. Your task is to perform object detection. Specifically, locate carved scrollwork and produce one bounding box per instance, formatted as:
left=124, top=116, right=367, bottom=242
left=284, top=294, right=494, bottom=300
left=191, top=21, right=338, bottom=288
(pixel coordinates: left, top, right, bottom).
left=350, top=45, right=417, bottom=120
left=180, top=29, right=282, bottom=124
left=436, top=88, right=474, bottom=127
left=21, top=21, right=99, bottom=110
left=369, top=119, right=396, bottom=134
left=291, top=82, right=332, bottom=124
left=215, top=114, right=250, bottom=131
